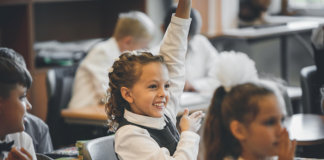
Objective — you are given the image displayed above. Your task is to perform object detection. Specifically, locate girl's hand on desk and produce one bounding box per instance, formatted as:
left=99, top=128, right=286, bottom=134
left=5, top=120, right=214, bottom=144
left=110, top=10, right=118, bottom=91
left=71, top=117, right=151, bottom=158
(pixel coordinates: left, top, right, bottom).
left=278, top=128, right=296, bottom=160
left=6, top=147, right=32, bottom=160
left=179, top=108, right=205, bottom=133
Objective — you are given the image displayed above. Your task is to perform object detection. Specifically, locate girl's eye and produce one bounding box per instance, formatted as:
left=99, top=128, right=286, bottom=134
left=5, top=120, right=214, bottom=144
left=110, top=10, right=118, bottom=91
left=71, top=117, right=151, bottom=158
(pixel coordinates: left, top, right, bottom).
left=263, top=118, right=276, bottom=126
left=164, top=83, right=170, bottom=89
left=281, top=117, right=285, bottom=123
left=148, top=84, right=157, bottom=89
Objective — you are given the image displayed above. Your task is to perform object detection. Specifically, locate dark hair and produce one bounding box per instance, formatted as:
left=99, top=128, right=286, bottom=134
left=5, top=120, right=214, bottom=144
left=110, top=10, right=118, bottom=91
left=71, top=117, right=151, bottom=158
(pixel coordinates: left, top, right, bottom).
left=163, top=6, right=201, bottom=38
left=203, top=83, right=274, bottom=160
left=105, top=51, right=164, bottom=131
left=239, top=0, right=270, bottom=23
left=0, top=48, right=32, bottom=98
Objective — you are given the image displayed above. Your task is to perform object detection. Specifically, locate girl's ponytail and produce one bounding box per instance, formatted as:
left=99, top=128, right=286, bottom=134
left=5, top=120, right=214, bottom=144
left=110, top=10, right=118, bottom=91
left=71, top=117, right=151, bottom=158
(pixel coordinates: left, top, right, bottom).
left=204, top=86, right=228, bottom=160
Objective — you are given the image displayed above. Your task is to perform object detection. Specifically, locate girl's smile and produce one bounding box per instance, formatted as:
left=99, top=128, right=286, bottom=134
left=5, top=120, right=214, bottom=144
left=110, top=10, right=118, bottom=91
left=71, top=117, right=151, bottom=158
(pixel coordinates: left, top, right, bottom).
left=122, top=62, right=170, bottom=118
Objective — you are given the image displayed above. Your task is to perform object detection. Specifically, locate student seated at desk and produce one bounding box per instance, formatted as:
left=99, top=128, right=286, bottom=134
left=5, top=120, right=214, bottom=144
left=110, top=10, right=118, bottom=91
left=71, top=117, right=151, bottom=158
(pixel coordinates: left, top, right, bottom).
left=203, top=52, right=296, bottom=160
left=0, top=48, right=36, bottom=160
left=68, top=11, right=155, bottom=109
left=311, top=24, right=324, bottom=112
left=239, top=0, right=271, bottom=27
left=311, top=24, right=324, bottom=85
left=156, top=6, right=219, bottom=93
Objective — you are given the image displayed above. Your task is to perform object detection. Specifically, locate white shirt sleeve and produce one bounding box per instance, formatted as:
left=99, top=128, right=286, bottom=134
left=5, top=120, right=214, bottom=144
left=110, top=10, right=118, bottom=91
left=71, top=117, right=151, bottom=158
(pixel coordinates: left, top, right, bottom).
left=69, top=38, right=120, bottom=108
left=159, top=15, right=191, bottom=125
left=188, top=35, right=220, bottom=93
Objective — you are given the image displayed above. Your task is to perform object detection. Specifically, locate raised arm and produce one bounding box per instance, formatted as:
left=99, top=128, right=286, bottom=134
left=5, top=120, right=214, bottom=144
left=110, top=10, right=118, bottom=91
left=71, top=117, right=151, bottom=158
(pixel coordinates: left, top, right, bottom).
left=159, top=0, right=191, bottom=124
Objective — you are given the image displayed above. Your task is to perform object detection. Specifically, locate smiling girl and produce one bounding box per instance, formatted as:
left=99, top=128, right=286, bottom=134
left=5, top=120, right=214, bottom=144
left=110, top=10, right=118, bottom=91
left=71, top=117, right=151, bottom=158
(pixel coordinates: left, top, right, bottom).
left=105, top=0, right=204, bottom=159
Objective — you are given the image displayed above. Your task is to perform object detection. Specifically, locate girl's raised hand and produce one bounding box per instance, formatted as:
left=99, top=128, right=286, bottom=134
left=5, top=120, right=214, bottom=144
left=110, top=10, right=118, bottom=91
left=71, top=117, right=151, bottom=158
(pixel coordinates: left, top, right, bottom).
left=175, top=0, right=192, bottom=19
left=179, top=108, right=205, bottom=132
left=278, top=128, right=296, bottom=160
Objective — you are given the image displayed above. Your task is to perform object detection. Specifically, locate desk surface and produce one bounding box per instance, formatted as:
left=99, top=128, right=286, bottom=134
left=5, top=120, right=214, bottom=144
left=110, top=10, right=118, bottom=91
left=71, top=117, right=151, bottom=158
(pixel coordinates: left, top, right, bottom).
left=61, top=105, right=108, bottom=126
left=222, top=16, right=324, bottom=39
left=61, top=92, right=211, bottom=126
left=284, top=114, right=324, bottom=146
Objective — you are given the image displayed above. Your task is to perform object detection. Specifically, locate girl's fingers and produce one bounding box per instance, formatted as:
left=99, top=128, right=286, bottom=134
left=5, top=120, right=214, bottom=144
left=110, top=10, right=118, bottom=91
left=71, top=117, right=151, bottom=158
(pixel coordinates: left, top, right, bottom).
left=281, top=128, right=289, bottom=151
left=182, top=108, right=189, bottom=117
left=189, top=111, right=205, bottom=120
left=289, top=139, right=297, bottom=156
left=189, top=111, right=202, bottom=118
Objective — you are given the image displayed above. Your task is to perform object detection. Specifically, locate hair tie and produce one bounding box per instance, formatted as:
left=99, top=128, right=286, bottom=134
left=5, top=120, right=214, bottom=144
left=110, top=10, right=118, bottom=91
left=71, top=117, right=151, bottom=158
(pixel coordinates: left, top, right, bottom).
left=213, top=51, right=259, bottom=92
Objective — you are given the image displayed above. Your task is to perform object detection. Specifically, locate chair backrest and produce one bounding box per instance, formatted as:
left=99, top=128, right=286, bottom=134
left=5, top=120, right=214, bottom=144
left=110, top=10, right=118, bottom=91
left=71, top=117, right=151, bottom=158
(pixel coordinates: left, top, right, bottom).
left=300, top=65, right=323, bottom=114
left=83, top=135, right=118, bottom=160
left=46, top=64, right=79, bottom=148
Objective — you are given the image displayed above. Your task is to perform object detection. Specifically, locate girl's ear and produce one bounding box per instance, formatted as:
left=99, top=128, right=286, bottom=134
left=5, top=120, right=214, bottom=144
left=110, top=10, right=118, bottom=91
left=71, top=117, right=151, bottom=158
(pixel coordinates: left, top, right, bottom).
left=120, top=87, right=134, bottom=104
left=230, top=120, right=248, bottom=141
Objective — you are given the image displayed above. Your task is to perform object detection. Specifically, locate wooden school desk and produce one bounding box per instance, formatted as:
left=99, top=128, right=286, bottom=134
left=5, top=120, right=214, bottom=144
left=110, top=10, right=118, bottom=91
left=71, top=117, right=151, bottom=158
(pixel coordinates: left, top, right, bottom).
left=61, top=92, right=212, bottom=126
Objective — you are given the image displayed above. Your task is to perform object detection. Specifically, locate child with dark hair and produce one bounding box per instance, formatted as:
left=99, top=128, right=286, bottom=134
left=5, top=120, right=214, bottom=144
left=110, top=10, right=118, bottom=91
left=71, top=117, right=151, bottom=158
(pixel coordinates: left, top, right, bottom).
left=203, top=52, right=296, bottom=160
left=0, top=47, right=36, bottom=160
left=105, top=0, right=204, bottom=159
left=239, top=0, right=271, bottom=27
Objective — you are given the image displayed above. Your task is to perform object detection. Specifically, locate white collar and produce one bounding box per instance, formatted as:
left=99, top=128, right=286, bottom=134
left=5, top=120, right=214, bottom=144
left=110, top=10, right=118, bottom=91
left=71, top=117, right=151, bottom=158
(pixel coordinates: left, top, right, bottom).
left=124, top=109, right=166, bottom=130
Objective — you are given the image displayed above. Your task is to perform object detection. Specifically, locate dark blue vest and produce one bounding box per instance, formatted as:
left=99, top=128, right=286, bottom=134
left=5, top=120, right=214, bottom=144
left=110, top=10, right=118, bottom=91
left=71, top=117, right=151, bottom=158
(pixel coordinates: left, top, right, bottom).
left=117, top=116, right=180, bottom=155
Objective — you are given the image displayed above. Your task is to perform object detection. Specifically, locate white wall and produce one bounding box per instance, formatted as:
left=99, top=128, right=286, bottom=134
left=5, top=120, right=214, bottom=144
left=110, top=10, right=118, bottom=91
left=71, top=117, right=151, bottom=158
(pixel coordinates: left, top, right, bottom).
left=146, top=0, right=169, bottom=47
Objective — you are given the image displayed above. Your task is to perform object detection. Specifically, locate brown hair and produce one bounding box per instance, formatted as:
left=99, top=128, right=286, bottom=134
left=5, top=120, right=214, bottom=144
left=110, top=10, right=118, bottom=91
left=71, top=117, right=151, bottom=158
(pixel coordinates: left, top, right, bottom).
left=203, top=83, right=274, bottom=160
left=105, top=51, right=164, bottom=131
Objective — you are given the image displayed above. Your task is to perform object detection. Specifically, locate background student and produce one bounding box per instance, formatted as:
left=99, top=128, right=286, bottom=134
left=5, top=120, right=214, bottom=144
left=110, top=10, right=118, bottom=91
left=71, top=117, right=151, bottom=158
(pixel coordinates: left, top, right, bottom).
left=105, top=0, right=204, bottom=159
left=158, top=6, right=219, bottom=93
left=311, top=25, right=324, bottom=112
left=0, top=47, right=36, bottom=160
left=238, top=0, right=271, bottom=27
left=203, top=52, right=296, bottom=160
left=68, top=10, right=156, bottom=109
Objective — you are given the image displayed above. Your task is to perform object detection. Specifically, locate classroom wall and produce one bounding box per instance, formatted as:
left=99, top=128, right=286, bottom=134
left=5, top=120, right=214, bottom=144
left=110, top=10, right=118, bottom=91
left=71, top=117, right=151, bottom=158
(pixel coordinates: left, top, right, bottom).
left=146, top=0, right=171, bottom=46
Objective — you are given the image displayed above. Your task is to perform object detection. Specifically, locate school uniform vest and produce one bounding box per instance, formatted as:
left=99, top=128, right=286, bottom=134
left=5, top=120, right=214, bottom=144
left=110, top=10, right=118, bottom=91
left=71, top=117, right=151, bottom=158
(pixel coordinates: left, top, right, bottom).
left=117, top=116, right=180, bottom=155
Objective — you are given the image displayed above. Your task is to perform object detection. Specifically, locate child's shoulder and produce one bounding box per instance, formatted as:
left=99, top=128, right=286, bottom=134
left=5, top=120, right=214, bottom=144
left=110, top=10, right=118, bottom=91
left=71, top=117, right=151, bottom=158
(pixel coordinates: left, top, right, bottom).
left=116, top=124, right=150, bottom=137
